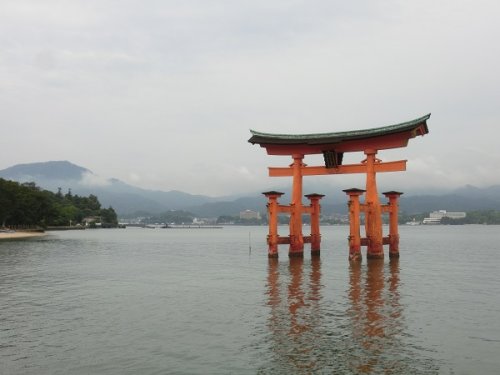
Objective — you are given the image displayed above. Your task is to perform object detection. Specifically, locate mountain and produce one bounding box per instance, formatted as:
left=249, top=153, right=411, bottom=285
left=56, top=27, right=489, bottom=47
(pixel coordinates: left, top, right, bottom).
left=398, top=193, right=500, bottom=214
left=0, top=160, right=89, bottom=181
left=452, top=184, right=500, bottom=202
left=2, top=161, right=500, bottom=217
left=0, top=161, right=218, bottom=214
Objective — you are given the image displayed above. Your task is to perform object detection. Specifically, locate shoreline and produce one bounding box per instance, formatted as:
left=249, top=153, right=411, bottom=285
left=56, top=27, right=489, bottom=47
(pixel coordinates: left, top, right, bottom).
left=0, top=231, right=47, bottom=240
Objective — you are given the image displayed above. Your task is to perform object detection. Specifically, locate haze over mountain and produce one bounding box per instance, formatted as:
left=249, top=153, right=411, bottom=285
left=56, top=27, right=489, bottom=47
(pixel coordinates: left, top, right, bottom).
left=1, top=161, right=500, bottom=216
left=0, top=161, right=220, bottom=214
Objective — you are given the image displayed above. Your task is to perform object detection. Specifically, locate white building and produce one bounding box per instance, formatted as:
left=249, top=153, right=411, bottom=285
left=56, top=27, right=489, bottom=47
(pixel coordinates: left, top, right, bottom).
left=422, top=210, right=466, bottom=224
left=239, top=210, right=261, bottom=220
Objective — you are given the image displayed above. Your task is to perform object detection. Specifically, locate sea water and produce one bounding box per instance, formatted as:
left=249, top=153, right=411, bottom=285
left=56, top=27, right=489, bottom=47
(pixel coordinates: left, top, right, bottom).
left=1, top=225, right=499, bottom=374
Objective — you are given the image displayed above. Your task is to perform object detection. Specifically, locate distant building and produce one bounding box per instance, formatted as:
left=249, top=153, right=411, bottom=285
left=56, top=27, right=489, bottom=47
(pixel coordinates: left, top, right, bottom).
left=422, top=210, right=466, bottom=224
left=321, top=213, right=349, bottom=224
left=193, top=217, right=217, bottom=225
left=239, top=210, right=261, bottom=220
left=83, top=216, right=101, bottom=226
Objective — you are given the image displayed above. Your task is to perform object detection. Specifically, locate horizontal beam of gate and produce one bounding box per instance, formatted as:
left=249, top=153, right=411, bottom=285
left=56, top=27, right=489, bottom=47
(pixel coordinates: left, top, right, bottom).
left=268, top=160, right=407, bottom=177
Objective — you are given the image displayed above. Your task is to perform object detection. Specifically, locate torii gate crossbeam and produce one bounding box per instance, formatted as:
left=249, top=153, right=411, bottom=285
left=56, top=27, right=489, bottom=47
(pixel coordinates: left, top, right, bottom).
left=268, top=159, right=407, bottom=177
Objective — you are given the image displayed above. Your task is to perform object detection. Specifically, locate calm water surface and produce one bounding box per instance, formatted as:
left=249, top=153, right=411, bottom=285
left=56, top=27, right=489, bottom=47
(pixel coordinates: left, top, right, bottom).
left=1, top=225, right=499, bottom=374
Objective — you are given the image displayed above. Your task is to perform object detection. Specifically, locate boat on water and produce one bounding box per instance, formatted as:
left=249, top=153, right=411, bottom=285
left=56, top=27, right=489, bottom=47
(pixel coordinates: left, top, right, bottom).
left=405, top=219, right=420, bottom=225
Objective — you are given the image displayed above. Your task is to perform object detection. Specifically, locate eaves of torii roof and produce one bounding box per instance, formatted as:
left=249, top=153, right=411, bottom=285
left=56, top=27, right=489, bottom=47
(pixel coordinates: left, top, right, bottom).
left=248, top=113, right=430, bottom=155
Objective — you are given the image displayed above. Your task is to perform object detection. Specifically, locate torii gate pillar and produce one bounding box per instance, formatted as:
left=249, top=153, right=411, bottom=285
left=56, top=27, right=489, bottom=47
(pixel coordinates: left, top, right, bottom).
left=383, top=191, right=403, bottom=258
left=263, top=191, right=284, bottom=258
left=305, top=193, right=325, bottom=256
left=343, top=188, right=365, bottom=262
left=364, top=149, right=384, bottom=259
left=263, top=190, right=325, bottom=258
left=289, top=154, right=305, bottom=256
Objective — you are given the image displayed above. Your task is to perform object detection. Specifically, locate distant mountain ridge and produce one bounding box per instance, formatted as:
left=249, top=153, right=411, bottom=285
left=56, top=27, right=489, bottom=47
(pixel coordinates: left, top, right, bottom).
left=0, top=161, right=89, bottom=181
left=0, top=161, right=219, bottom=214
left=1, top=161, right=500, bottom=216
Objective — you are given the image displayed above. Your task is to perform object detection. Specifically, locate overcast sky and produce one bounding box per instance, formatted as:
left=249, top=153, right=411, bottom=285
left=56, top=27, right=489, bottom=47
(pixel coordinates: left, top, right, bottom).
left=1, top=0, right=499, bottom=196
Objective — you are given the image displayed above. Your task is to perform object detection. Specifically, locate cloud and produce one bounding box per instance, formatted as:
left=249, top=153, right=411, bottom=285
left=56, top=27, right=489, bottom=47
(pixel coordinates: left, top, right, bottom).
left=1, top=0, right=499, bottom=195
left=80, top=171, right=111, bottom=187
left=128, top=173, right=141, bottom=183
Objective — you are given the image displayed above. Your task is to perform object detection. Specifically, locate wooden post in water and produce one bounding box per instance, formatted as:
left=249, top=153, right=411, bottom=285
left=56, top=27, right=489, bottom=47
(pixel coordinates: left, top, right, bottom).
left=305, top=193, right=324, bottom=256
left=383, top=191, right=403, bottom=258
left=364, top=149, right=384, bottom=259
left=263, top=191, right=284, bottom=258
left=289, top=154, right=305, bottom=257
left=344, top=188, right=365, bottom=262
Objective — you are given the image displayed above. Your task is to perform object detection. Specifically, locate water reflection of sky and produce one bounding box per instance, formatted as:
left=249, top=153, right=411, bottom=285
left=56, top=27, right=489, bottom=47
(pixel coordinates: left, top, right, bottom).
left=262, top=258, right=439, bottom=374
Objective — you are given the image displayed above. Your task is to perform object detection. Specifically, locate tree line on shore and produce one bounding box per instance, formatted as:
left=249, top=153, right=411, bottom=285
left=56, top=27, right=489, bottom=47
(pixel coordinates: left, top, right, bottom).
left=0, top=178, right=118, bottom=228
left=439, top=211, right=500, bottom=225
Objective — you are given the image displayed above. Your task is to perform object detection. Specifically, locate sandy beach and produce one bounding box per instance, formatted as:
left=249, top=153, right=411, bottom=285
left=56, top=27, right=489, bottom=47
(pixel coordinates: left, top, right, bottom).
left=0, top=231, right=47, bottom=240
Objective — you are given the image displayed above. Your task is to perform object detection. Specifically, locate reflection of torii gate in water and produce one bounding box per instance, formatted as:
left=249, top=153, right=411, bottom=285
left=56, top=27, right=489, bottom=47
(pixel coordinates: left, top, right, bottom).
left=248, top=114, right=430, bottom=260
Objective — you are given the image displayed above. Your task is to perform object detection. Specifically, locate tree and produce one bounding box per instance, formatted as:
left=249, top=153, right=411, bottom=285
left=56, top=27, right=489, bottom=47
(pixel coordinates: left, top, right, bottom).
left=100, top=206, right=118, bottom=226
left=0, top=179, right=17, bottom=226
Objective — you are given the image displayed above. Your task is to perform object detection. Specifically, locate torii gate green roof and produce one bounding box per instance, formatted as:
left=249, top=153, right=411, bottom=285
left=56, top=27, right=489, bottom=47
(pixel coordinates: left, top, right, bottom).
left=249, top=114, right=430, bottom=145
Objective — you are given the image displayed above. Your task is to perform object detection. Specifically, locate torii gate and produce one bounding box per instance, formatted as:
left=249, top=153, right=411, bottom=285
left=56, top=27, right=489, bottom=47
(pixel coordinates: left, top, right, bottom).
left=248, top=114, right=430, bottom=260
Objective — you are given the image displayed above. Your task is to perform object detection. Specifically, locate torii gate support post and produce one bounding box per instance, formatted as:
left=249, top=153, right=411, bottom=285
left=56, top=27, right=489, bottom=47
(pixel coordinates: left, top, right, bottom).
left=383, top=191, right=403, bottom=258
left=289, top=154, right=305, bottom=257
left=364, top=149, right=384, bottom=259
left=305, top=193, right=325, bottom=256
left=263, top=191, right=284, bottom=258
left=343, top=189, right=365, bottom=262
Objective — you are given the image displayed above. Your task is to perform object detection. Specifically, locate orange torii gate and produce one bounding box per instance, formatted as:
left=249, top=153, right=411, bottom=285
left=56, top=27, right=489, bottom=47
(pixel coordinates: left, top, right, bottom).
left=248, top=114, right=430, bottom=260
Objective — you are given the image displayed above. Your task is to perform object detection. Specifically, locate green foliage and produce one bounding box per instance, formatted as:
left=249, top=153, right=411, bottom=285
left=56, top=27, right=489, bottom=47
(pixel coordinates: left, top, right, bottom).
left=441, top=210, right=500, bottom=225
left=100, top=207, right=118, bottom=226
left=0, top=178, right=117, bottom=228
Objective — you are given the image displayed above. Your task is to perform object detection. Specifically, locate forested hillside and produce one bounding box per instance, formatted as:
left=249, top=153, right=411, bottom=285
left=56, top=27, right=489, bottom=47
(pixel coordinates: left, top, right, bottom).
left=0, top=178, right=117, bottom=228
